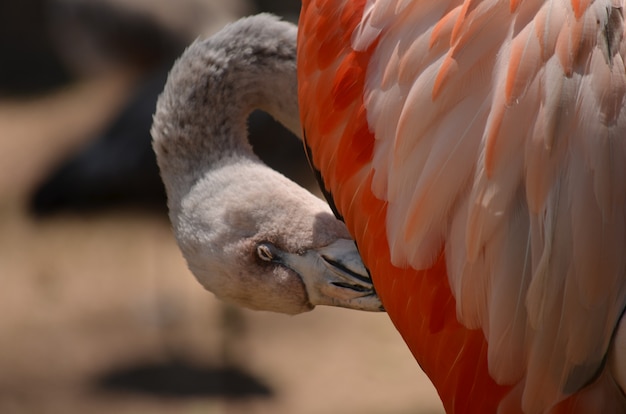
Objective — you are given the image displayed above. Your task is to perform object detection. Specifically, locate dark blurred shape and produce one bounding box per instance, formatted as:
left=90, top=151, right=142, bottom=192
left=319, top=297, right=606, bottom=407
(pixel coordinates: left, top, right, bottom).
left=254, top=0, right=301, bottom=19
left=30, top=65, right=170, bottom=215
left=48, top=0, right=187, bottom=75
left=0, top=0, right=72, bottom=95
left=28, top=0, right=187, bottom=214
left=96, top=358, right=273, bottom=399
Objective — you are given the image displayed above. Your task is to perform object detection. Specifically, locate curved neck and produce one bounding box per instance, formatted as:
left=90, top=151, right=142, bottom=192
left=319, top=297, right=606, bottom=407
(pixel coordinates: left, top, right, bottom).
left=152, top=15, right=300, bottom=201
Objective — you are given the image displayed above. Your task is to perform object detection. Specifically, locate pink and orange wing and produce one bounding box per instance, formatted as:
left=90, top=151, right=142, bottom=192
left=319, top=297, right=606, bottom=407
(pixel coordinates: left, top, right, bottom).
left=299, top=1, right=508, bottom=413
left=300, top=0, right=626, bottom=413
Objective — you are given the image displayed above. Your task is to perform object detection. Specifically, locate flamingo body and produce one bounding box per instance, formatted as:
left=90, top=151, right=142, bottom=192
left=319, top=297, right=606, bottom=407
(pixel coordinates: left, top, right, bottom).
left=298, top=1, right=626, bottom=412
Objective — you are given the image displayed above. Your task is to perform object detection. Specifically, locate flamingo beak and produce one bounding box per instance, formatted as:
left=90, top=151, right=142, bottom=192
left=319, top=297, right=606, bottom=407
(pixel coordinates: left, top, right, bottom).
left=277, top=239, right=384, bottom=312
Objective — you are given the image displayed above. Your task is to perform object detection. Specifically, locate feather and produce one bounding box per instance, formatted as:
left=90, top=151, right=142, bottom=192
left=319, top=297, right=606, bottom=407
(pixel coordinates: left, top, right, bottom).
left=299, top=0, right=626, bottom=412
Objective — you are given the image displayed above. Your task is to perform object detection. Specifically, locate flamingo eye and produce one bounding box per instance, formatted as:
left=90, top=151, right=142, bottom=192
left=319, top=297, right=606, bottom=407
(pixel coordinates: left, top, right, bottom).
left=256, top=243, right=275, bottom=262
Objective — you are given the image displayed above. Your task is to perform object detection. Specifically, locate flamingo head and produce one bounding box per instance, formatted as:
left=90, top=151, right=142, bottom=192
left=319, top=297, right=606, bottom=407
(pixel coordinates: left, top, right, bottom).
left=168, top=160, right=383, bottom=315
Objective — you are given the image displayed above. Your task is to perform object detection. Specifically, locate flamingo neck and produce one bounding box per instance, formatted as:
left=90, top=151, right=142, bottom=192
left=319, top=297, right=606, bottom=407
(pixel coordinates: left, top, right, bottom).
left=151, top=14, right=300, bottom=204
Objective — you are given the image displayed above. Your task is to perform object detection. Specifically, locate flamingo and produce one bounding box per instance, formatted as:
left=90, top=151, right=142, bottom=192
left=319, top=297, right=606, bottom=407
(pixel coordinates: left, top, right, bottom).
left=152, top=4, right=626, bottom=414
left=151, top=15, right=382, bottom=316
left=298, top=0, right=626, bottom=413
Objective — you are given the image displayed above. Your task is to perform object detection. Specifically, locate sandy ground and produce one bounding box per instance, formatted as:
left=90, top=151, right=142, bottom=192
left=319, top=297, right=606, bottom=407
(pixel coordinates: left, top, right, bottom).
left=0, top=67, right=445, bottom=413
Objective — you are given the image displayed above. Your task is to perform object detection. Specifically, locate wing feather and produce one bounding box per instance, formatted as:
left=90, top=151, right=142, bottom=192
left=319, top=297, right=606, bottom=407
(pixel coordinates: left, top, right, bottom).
left=300, top=0, right=626, bottom=412
left=358, top=0, right=626, bottom=412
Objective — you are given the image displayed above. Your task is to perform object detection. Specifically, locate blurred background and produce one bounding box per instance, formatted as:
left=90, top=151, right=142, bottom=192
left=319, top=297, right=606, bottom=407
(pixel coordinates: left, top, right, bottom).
left=0, top=0, right=443, bottom=413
